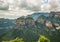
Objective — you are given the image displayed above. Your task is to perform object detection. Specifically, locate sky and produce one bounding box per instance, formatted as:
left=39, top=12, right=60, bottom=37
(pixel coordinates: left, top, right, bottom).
left=0, top=0, right=60, bottom=19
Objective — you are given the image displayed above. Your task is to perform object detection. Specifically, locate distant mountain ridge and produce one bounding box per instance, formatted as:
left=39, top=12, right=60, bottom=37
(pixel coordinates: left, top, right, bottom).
left=27, top=12, right=49, bottom=20
left=0, top=18, right=15, bottom=28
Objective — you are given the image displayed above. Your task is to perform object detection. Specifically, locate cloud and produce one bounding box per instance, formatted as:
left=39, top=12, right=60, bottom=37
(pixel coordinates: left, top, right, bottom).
left=0, top=0, right=59, bottom=11
left=41, top=4, right=51, bottom=11
left=18, top=0, right=60, bottom=11
left=18, top=0, right=41, bottom=11
left=0, top=0, right=60, bottom=19
left=48, top=0, right=59, bottom=11
left=0, top=9, right=33, bottom=19
left=0, top=0, right=9, bottom=10
left=0, top=0, right=60, bottom=11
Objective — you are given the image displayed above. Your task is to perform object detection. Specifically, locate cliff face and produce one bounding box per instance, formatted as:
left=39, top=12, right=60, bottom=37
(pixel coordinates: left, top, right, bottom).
left=49, top=11, right=60, bottom=18
left=16, top=12, right=60, bottom=28
left=55, top=12, right=60, bottom=17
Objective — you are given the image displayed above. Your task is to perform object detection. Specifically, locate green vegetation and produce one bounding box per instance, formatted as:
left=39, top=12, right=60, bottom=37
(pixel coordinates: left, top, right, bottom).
left=2, top=37, right=24, bottom=42
left=0, top=13, right=60, bottom=42
left=37, top=35, right=50, bottom=42
left=25, top=16, right=34, bottom=20
left=17, top=16, right=25, bottom=20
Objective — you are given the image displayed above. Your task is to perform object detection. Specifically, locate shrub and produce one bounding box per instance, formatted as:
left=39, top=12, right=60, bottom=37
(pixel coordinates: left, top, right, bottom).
left=2, top=37, right=24, bottom=42
left=37, top=35, right=50, bottom=42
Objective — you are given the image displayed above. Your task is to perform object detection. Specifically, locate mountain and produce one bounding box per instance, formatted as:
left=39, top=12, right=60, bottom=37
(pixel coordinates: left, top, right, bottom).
left=27, top=12, right=49, bottom=20
left=0, top=12, right=60, bottom=42
left=0, top=18, right=15, bottom=29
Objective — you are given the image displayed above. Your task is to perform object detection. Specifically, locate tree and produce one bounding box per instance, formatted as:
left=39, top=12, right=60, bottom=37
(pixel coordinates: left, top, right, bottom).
left=37, top=35, right=50, bottom=42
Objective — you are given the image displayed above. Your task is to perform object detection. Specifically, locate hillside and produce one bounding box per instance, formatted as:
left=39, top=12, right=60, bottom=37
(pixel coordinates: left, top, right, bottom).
left=0, top=12, right=60, bottom=42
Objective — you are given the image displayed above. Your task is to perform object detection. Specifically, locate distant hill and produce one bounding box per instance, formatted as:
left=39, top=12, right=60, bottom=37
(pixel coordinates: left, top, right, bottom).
left=27, top=12, right=49, bottom=20
left=0, top=18, right=15, bottom=29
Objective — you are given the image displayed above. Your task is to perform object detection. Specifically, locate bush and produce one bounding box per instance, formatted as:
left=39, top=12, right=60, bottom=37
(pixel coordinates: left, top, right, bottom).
left=37, top=35, right=50, bottom=42
left=2, top=37, right=24, bottom=42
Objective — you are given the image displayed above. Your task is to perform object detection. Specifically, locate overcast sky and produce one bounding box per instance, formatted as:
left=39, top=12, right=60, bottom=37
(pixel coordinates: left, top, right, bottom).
left=0, top=0, right=60, bottom=19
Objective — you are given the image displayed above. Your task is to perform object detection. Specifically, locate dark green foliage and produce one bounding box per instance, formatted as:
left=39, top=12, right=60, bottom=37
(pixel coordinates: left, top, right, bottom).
left=25, top=16, right=34, bottom=20
left=17, top=16, right=25, bottom=20
left=38, top=15, right=46, bottom=19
